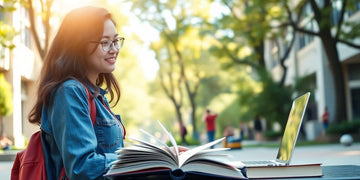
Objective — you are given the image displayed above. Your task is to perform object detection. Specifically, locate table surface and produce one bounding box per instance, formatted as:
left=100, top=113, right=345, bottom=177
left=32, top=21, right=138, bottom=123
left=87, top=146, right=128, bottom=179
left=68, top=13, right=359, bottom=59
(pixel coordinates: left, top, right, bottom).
left=106, top=165, right=360, bottom=180
left=302, top=165, right=360, bottom=180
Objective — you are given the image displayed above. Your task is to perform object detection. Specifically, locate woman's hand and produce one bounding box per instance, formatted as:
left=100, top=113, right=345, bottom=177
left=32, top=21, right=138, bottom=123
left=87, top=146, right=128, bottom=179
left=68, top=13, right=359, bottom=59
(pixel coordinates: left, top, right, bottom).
left=170, top=146, right=189, bottom=155
left=178, top=146, right=188, bottom=154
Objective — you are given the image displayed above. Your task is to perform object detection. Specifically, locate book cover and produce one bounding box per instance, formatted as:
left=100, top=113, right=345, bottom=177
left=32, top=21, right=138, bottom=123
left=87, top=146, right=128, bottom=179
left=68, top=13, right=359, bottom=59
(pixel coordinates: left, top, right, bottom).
left=105, top=121, right=247, bottom=180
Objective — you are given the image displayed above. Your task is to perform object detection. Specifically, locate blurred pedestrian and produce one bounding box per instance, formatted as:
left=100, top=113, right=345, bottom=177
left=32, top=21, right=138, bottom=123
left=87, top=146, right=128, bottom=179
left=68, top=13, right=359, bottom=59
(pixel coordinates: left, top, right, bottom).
left=322, top=107, right=329, bottom=135
left=0, top=135, right=12, bottom=150
left=239, top=121, right=245, bottom=140
left=254, top=114, right=263, bottom=142
left=223, top=124, right=234, bottom=138
left=202, top=109, right=218, bottom=148
left=180, top=122, right=188, bottom=145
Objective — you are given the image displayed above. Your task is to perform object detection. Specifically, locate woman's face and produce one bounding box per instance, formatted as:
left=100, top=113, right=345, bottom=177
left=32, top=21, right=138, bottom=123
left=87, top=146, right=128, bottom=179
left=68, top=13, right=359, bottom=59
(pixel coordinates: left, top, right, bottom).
left=86, top=19, right=120, bottom=82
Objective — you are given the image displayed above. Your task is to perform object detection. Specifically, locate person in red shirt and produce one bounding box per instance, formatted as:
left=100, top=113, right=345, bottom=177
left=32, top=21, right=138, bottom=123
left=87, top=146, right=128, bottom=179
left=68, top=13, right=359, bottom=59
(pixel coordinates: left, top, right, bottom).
left=202, top=109, right=218, bottom=148
left=322, top=107, right=329, bottom=135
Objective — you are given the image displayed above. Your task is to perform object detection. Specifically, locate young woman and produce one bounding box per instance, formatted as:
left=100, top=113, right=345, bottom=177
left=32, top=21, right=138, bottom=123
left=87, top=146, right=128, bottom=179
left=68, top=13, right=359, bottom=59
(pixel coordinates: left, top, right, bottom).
left=28, top=6, right=187, bottom=179
left=27, top=6, right=125, bottom=179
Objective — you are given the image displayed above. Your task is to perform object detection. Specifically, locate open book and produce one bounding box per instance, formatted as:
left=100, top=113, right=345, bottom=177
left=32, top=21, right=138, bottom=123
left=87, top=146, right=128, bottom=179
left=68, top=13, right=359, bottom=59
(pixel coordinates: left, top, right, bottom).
left=105, top=121, right=247, bottom=179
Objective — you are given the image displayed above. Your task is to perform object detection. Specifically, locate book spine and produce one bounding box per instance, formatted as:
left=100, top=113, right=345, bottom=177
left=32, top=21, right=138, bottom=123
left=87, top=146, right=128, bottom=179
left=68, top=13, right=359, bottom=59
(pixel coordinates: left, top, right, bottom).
left=169, top=169, right=186, bottom=180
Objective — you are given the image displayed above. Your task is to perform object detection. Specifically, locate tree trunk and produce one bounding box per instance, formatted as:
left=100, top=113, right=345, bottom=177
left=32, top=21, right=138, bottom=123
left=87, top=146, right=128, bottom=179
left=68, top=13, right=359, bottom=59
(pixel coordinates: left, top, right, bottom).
left=320, top=33, right=347, bottom=122
left=189, top=94, right=198, bottom=141
left=174, top=105, right=185, bottom=143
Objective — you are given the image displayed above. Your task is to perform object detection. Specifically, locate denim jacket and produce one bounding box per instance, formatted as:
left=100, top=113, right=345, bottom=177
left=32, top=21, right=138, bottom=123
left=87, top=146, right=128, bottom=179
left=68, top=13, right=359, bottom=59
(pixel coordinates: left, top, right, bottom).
left=41, top=79, right=125, bottom=180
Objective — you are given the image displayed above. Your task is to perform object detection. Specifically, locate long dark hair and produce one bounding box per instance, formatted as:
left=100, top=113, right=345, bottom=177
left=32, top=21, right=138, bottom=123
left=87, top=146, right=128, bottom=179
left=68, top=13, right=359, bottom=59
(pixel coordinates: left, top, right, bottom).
left=29, top=6, right=121, bottom=125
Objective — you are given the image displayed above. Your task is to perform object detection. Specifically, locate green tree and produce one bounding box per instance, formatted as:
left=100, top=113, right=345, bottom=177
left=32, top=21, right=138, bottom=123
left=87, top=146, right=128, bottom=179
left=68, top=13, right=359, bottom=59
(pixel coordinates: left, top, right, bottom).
left=0, top=73, right=13, bottom=136
left=129, top=0, right=216, bottom=142
left=206, top=0, right=296, bottom=130
left=152, top=38, right=186, bottom=143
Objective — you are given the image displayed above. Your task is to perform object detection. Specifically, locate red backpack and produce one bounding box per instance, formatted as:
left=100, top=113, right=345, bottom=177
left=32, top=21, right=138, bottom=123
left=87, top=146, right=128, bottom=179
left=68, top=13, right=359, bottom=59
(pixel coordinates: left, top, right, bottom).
left=11, top=86, right=96, bottom=180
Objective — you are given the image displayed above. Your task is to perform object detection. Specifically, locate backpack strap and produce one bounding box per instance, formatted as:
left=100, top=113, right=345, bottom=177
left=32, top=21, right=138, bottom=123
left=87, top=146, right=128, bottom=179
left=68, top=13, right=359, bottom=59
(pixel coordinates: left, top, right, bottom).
left=83, top=85, right=96, bottom=125
left=59, top=84, right=96, bottom=180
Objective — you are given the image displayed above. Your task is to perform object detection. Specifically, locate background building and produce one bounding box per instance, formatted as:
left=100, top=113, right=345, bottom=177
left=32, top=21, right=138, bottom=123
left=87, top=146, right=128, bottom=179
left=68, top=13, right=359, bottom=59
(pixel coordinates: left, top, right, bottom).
left=264, top=3, right=360, bottom=140
left=0, top=1, right=41, bottom=147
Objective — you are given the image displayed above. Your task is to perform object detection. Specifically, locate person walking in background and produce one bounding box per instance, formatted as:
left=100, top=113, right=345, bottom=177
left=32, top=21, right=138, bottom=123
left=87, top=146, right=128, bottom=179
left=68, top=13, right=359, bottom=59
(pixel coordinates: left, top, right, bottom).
left=202, top=109, right=218, bottom=148
left=322, top=107, right=329, bottom=135
left=180, top=121, right=188, bottom=145
left=0, top=134, right=12, bottom=150
left=254, top=114, right=263, bottom=143
left=239, top=122, right=245, bottom=140
left=223, top=124, right=234, bottom=138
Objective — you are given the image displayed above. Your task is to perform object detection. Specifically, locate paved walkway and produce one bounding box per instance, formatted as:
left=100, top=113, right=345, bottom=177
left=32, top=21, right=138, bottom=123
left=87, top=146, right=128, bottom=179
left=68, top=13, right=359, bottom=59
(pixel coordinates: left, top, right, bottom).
left=2, top=142, right=359, bottom=179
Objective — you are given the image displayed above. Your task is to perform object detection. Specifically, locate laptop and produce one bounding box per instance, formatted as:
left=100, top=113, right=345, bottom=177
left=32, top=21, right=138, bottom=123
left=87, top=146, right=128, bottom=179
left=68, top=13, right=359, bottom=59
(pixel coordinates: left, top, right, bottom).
left=241, top=92, right=311, bottom=167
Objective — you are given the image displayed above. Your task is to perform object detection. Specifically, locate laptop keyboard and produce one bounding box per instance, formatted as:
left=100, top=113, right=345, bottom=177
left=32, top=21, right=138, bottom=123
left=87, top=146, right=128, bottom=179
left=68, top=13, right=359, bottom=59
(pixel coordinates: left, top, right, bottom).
left=241, top=160, right=276, bottom=166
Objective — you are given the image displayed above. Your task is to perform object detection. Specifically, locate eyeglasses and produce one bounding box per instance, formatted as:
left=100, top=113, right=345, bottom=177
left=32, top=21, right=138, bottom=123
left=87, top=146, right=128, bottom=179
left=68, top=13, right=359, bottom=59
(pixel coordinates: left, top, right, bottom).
left=89, top=37, right=125, bottom=52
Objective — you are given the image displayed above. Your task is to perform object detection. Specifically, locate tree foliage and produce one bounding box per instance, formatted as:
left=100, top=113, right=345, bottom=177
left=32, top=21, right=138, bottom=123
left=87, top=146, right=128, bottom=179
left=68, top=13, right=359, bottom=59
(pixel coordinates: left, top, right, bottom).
left=128, top=0, right=217, bottom=141
left=0, top=73, right=12, bottom=117
left=0, top=22, right=17, bottom=50
left=0, top=1, right=18, bottom=50
left=0, top=73, right=13, bottom=136
left=205, top=0, right=296, bottom=131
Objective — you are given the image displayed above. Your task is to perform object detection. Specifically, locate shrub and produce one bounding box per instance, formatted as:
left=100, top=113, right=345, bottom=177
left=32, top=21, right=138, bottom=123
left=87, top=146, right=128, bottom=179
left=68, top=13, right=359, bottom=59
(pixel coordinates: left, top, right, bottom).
left=326, top=120, right=360, bottom=135
left=264, top=130, right=283, bottom=140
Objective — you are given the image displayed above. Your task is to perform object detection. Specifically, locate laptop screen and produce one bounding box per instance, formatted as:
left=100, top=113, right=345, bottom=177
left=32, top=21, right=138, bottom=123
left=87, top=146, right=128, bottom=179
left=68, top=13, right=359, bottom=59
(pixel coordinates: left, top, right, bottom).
left=276, top=92, right=310, bottom=164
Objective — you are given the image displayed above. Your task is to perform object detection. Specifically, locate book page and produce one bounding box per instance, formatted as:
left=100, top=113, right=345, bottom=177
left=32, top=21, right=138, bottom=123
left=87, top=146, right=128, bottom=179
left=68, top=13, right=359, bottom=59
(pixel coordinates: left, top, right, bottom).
left=124, top=137, right=177, bottom=163
left=138, top=128, right=177, bottom=163
left=116, top=144, right=175, bottom=164
left=226, top=161, right=245, bottom=169
left=107, top=160, right=175, bottom=175
left=178, top=137, right=225, bottom=167
left=157, top=120, right=179, bottom=158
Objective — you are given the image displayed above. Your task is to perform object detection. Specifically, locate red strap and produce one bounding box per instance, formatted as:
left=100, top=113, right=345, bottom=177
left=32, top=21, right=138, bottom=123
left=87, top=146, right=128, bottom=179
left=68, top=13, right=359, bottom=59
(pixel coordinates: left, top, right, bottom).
left=84, top=86, right=96, bottom=125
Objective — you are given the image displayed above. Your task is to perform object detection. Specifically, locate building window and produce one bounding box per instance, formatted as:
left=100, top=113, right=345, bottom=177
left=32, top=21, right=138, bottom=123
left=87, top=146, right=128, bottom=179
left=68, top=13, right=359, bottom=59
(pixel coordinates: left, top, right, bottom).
left=299, top=20, right=315, bottom=49
left=24, top=27, right=31, bottom=48
left=351, top=88, right=360, bottom=119
left=270, top=42, right=279, bottom=68
left=331, top=0, right=343, bottom=26
left=20, top=7, right=31, bottom=48
left=348, top=63, right=360, bottom=81
left=332, top=0, right=360, bottom=25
